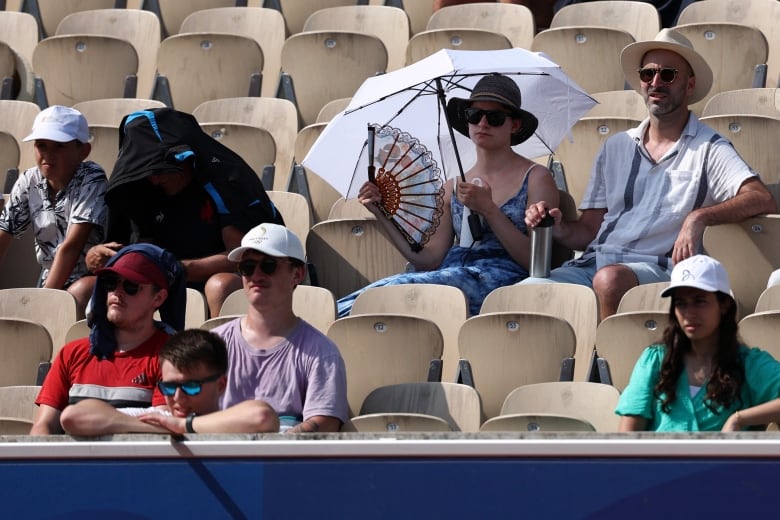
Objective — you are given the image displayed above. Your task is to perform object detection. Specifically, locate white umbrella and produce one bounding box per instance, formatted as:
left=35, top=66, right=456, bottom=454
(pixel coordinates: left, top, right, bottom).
left=302, top=47, right=596, bottom=200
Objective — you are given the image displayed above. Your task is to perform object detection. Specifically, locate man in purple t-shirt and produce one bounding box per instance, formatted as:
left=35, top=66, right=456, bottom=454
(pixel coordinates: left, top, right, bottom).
left=213, top=223, right=348, bottom=433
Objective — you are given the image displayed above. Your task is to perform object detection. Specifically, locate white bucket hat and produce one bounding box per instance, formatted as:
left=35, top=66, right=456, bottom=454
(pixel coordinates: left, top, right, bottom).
left=23, top=105, right=89, bottom=143
left=661, top=255, right=733, bottom=299
left=620, top=28, right=713, bottom=105
left=228, top=223, right=305, bottom=263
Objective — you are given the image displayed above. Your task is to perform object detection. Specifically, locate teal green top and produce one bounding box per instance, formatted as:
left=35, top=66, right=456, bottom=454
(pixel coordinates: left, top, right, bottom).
left=615, top=344, right=780, bottom=431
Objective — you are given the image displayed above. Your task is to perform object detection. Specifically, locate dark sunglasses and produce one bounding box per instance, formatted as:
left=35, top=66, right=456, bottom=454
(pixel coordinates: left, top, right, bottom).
left=637, top=67, right=678, bottom=84
left=157, top=373, right=223, bottom=397
left=464, top=108, right=510, bottom=127
left=100, top=275, right=141, bottom=296
left=237, top=257, right=292, bottom=277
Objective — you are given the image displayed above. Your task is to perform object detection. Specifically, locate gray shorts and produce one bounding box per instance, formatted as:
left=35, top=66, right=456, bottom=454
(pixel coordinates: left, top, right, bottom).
left=519, top=256, right=671, bottom=287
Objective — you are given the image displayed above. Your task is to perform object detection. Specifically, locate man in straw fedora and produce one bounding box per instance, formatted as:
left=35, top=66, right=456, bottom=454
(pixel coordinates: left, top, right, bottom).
left=523, top=28, right=776, bottom=320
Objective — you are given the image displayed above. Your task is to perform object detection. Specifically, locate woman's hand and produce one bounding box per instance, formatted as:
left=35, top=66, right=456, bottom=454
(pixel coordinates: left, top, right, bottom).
left=357, top=181, right=385, bottom=217
left=457, top=178, right=494, bottom=214
left=721, top=411, right=743, bottom=432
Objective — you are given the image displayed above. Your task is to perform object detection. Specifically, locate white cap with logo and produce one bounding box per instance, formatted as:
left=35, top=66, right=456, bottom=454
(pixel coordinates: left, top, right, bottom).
left=23, top=105, right=89, bottom=144
left=661, top=255, right=733, bottom=299
left=228, top=223, right=305, bottom=263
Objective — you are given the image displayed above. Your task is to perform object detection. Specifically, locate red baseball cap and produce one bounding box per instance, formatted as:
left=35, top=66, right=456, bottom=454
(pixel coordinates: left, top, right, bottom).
left=95, top=251, right=169, bottom=290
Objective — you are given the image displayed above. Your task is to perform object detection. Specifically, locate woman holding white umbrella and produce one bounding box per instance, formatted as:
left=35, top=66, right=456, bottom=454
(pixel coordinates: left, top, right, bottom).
left=337, top=74, right=559, bottom=317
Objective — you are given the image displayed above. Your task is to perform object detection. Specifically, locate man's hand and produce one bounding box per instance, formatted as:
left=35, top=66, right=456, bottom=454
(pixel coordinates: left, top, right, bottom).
left=85, top=242, right=123, bottom=272
left=672, top=213, right=706, bottom=264
left=525, top=200, right=562, bottom=229
left=138, top=411, right=186, bottom=434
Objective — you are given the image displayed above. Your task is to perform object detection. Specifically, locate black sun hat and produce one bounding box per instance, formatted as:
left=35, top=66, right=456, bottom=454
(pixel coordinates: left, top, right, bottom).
left=446, top=74, right=538, bottom=146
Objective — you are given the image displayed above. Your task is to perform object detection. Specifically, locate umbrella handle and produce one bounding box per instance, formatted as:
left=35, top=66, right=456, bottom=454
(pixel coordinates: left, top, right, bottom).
left=367, top=124, right=376, bottom=183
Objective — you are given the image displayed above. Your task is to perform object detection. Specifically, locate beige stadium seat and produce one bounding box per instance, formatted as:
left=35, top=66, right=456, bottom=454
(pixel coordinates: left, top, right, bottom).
left=703, top=88, right=780, bottom=118
left=276, top=0, right=356, bottom=36
left=481, top=283, right=598, bottom=382
left=0, top=317, right=53, bottom=385
left=280, top=30, right=387, bottom=126
left=738, top=311, right=780, bottom=362
left=593, top=310, right=669, bottom=391
left=483, top=381, right=621, bottom=433
left=403, top=0, right=436, bottom=36
left=0, top=10, right=38, bottom=64
left=351, top=284, right=469, bottom=384
left=587, top=90, right=647, bottom=120
left=0, top=100, right=38, bottom=174
left=82, top=125, right=119, bottom=176
left=553, top=117, right=640, bottom=208
left=199, top=315, right=238, bottom=331
left=156, top=0, right=235, bottom=36
left=306, top=218, right=407, bottom=299
left=289, top=165, right=341, bottom=225
left=0, top=196, right=42, bottom=290
left=0, top=130, right=19, bottom=190
left=316, top=97, right=351, bottom=123
left=219, top=285, right=337, bottom=335
left=73, top=98, right=167, bottom=127
left=180, top=6, right=285, bottom=97
left=703, top=215, right=780, bottom=317
left=185, top=288, right=209, bottom=330
left=327, top=313, right=444, bottom=420
left=193, top=97, right=298, bottom=192
left=531, top=27, right=635, bottom=94
left=352, top=382, right=482, bottom=433
left=56, top=8, right=161, bottom=99
left=699, top=114, right=780, bottom=188
left=155, top=32, right=263, bottom=113
left=303, top=5, right=410, bottom=72
left=481, top=413, right=595, bottom=432
left=0, top=385, right=40, bottom=434
left=0, top=288, right=78, bottom=357
left=673, top=23, right=768, bottom=115
left=64, top=319, right=89, bottom=344
left=328, top=198, right=374, bottom=220
left=199, top=122, right=276, bottom=185
left=32, top=34, right=138, bottom=106
left=35, top=0, right=137, bottom=38
left=266, top=190, right=311, bottom=249
left=616, top=282, right=671, bottom=314
left=426, top=3, right=535, bottom=49
left=677, top=0, right=780, bottom=89
left=551, top=0, right=660, bottom=42
left=458, top=311, right=577, bottom=420
left=406, top=28, right=512, bottom=66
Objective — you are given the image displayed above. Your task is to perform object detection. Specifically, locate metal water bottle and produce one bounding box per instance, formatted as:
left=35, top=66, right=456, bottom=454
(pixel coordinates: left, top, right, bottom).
left=530, top=213, right=554, bottom=278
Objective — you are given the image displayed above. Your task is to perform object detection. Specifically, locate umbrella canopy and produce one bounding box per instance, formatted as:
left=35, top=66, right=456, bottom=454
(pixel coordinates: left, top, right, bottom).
left=302, top=48, right=597, bottom=199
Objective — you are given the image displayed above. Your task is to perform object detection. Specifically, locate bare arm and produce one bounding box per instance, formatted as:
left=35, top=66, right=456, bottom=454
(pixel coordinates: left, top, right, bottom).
left=139, top=400, right=280, bottom=434
left=673, top=178, right=777, bottom=263
left=721, top=398, right=780, bottom=432
left=43, top=223, right=94, bottom=289
left=180, top=225, right=244, bottom=282
left=618, top=415, right=649, bottom=432
left=286, top=415, right=341, bottom=434
left=358, top=180, right=455, bottom=271
left=30, top=404, right=64, bottom=435
left=59, top=399, right=169, bottom=435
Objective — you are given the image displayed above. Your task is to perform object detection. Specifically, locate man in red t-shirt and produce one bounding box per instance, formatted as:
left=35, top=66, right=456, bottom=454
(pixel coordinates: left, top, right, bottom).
left=31, top=245, right=180, bottom=435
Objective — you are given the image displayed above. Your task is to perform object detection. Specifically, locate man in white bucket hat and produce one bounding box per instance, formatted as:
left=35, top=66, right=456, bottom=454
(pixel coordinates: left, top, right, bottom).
left=524, top=29, right=775, bottom=320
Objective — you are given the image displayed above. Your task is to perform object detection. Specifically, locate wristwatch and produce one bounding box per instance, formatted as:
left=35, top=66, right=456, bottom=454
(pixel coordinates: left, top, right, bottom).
left=185, top=413, right=197, bottom=434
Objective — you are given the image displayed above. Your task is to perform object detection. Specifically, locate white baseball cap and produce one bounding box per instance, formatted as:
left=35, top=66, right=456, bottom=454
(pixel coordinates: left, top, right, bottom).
left=228, top=223, right=305, bottom=263
left=661, top=255, right=733, bottom=298
left=23, top=105, right=89, bottom=144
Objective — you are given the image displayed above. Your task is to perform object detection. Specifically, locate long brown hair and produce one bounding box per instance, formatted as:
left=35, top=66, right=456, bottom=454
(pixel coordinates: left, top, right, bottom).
left=654, top=291, right=744, bottom=413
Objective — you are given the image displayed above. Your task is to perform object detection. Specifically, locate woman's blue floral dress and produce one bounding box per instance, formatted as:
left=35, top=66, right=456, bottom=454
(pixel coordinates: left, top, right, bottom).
left=337, top=172, right=531, bottom=317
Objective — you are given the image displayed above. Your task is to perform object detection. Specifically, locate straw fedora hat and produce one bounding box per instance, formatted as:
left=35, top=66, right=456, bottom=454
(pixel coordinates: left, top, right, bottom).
left=620, top=28, right=713, bottom=105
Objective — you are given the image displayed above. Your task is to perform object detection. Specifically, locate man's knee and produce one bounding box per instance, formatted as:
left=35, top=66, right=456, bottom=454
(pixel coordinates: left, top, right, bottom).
left=592, top=265, right=638, bottom=299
